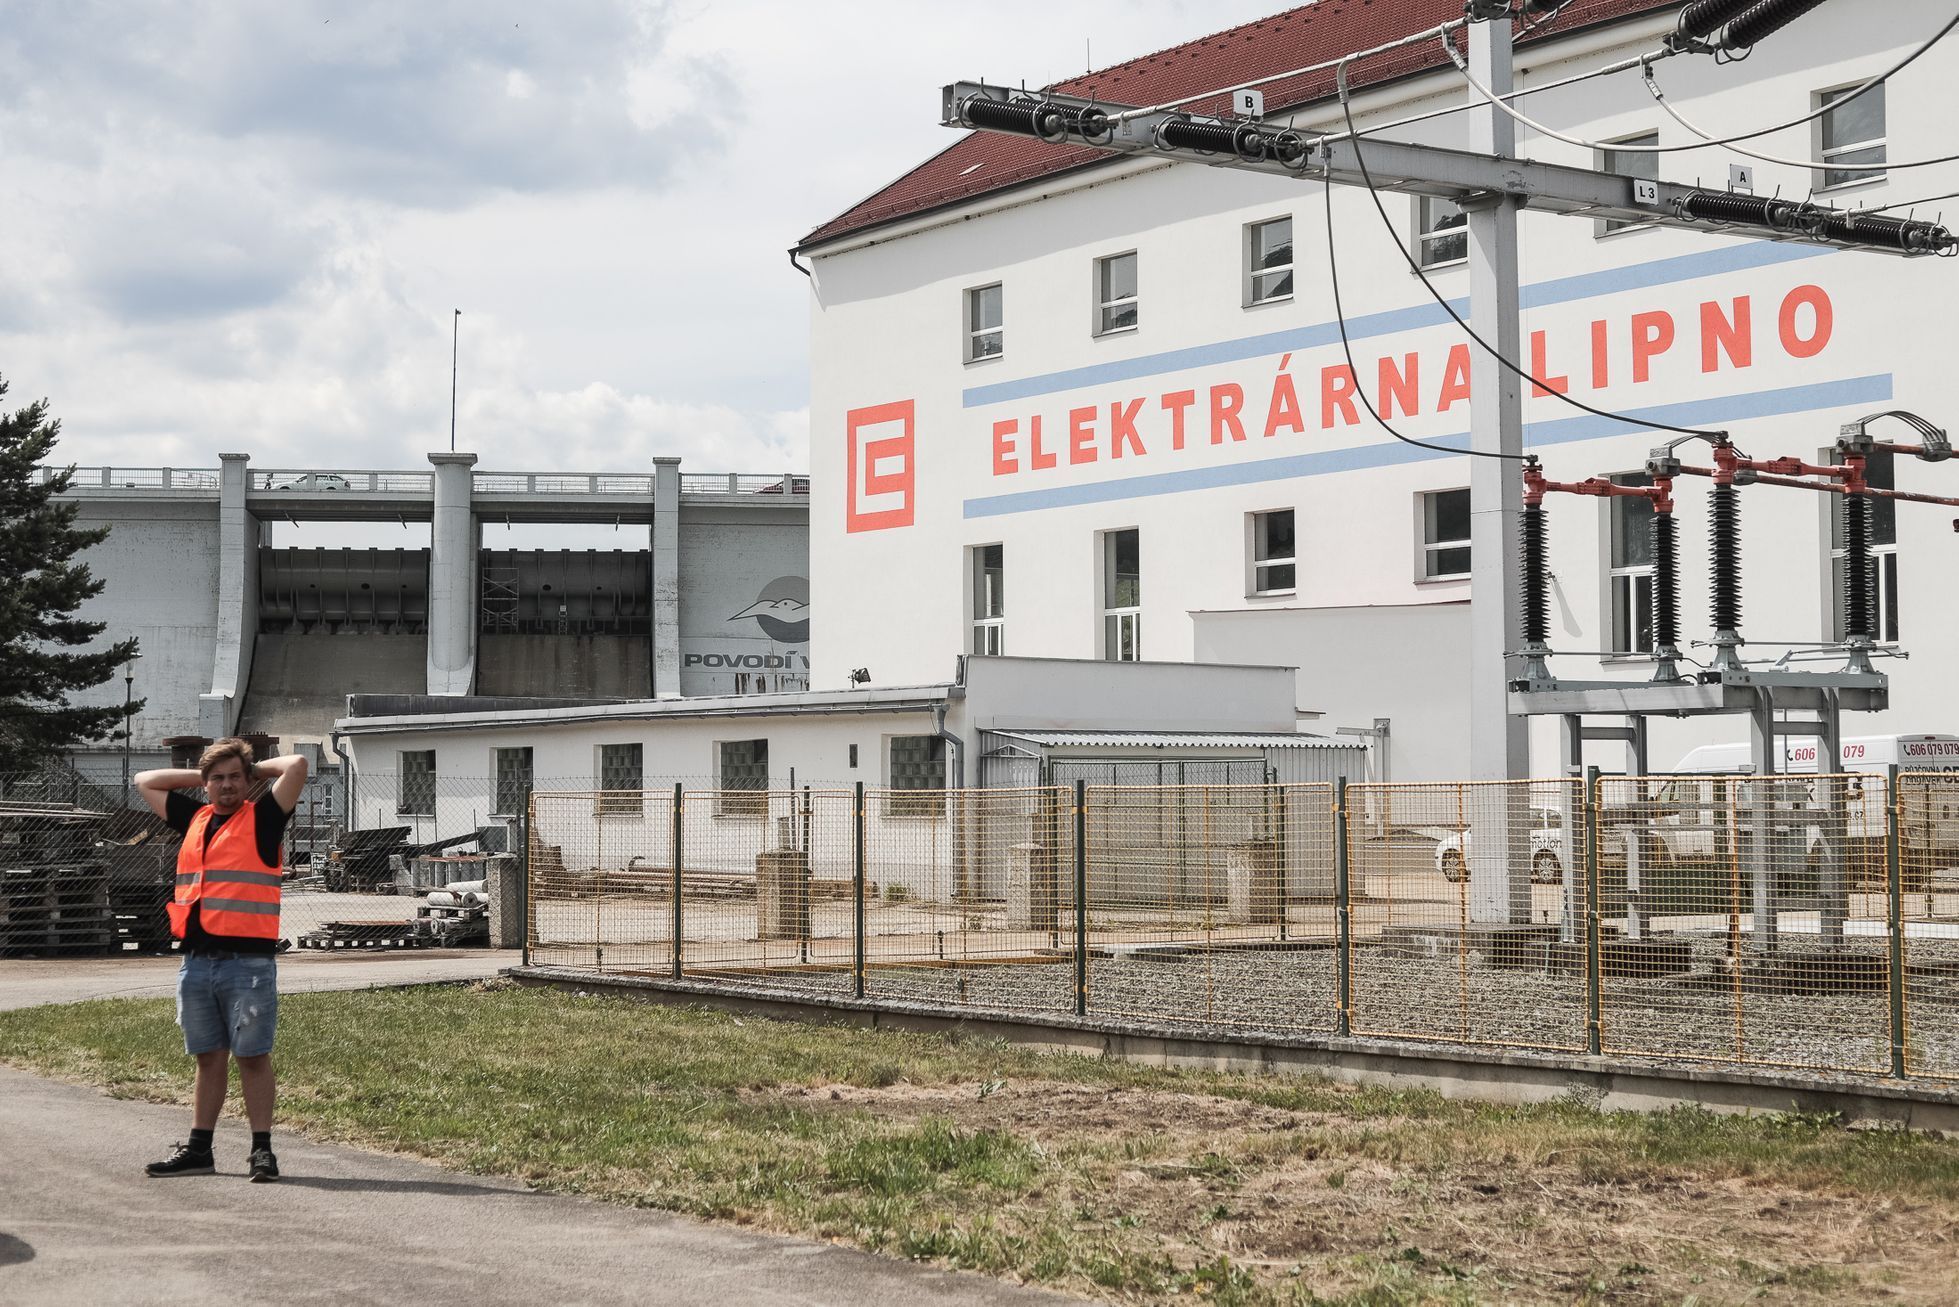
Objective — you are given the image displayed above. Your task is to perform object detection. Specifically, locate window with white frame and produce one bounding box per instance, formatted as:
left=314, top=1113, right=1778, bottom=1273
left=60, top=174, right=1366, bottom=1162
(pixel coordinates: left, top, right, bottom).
left=1598, top=132, right=1659, bottom=234
left=965, top=283, right=1002, bottom=362
left=397, top=750, right=435, bottom=816
left=1101, top=528, right=1141, bottom=661
left=717, top=739, right=769, bottom=817
left=1832, top=447, right=1901, bottom=643
left=1246, top=217, right=1293, bottom=305
left=1818, top=83, right=1885, bottom=189
left=1095, top=251, right=1138, bottom=334
left=597, top=742, right=642, bottom=816
left=886, top=735, right=946, bottom=817
left=493, top=746, right=533, bottom=818
left=970, top=543, right=1004, bottom=655
left=1609, top=474, right=1657, bottom=655
left=1420, top=489, right=1471, bottom=580
left=1249, top=509, right=1296, bottom=594
left=1415, top=196, right=1467, bottom=268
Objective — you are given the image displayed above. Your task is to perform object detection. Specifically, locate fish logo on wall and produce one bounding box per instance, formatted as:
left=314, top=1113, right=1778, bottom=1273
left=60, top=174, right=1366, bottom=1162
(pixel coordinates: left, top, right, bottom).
left=729, top=576, right=810, bottom=643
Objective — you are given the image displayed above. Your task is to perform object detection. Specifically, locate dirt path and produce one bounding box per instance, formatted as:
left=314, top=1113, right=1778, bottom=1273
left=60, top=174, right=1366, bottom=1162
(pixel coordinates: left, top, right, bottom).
left=749, top=1079, right=1959, bottom=1303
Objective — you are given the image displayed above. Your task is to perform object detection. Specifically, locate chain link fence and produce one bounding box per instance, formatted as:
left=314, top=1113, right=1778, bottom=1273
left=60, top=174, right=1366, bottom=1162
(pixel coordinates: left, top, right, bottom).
left=1346, top=779, right=1588, bottom=1052
left=0, top=765, right=544, bottom=956
left=523, top=770, right=1959, bottom=1087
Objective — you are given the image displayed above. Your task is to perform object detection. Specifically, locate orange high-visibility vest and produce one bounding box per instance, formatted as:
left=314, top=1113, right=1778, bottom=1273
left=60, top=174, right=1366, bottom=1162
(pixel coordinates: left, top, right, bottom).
left=170, top=803, right=282, bottom=941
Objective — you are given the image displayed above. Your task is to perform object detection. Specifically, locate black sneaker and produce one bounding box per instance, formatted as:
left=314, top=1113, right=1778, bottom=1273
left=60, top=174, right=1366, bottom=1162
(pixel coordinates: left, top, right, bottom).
left=247, top=1146, right=280, bottom=1183
left=146, top=1142, right=216, bottom=1178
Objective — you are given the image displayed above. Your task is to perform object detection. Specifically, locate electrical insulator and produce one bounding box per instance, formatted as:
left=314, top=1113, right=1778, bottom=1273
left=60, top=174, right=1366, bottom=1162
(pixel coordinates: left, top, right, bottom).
left=1710, top=485, right=1742, bottom=637
left=1716, top=0, right=1833, bottom=51
left=1521, top=504, right=1550, bottom=646
left=1676, top=0, right=1758, bottom=40
left=1843, top=493, right=1875, bottom=640
left=1652, top=513, right=1680, bottom=651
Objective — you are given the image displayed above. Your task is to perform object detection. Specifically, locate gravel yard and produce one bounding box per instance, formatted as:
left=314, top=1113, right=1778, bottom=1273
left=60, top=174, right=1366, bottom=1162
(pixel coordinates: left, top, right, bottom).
left=604, top=925, right=1959, bottom=1083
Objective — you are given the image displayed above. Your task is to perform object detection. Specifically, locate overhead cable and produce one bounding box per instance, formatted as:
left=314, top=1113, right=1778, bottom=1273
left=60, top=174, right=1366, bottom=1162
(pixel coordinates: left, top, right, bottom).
left=1641, top=59, right=1959, bottom=173
left=1331, top=61, right=1730, bottom=442
left=1319, top=166, right=1522, bottom=461
left=1863, top=189, right=1959, bottom=215
left=1110, top=15, right=1470, bottom=123
left=1438, top=11, right=1959, bottom=155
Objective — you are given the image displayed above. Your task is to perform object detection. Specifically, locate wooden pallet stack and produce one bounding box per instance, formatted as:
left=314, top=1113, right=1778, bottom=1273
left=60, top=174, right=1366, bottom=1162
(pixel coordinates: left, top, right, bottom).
left=0, top=866, right=114, bottom=957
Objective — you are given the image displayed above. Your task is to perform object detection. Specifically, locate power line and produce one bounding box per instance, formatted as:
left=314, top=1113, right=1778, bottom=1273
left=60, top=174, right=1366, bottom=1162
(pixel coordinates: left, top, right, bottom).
left=1863, top=188, right=1959, bottom=215
left=1641, top=56, right=1959, bottom=173
left=1320, top=167, right=1515, bottom=461
left=1443, top=10, right=1959, bottom=156
left=1331, top=62, right=1729, bottom=443
left=1314, top=46, right=1673, bottom=146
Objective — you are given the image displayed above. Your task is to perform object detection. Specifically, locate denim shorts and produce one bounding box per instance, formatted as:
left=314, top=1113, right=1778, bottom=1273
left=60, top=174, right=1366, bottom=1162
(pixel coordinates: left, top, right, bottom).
left=176, top=953, right=279, bottom=1057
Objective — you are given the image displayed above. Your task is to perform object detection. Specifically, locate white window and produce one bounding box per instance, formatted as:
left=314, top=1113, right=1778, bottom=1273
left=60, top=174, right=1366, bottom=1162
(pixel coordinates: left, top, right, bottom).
left=493, top=746, right=533, bottom=818
left=397, top=750, right=435, bottom=816
left=886, top=735, right=946, bottom=817
left=1832, top=448, right=1901, bottom=643
left=965, top=283, right=1002, bottom=362
left=1598, top=133, right=1659, bottom=234
left=597, top=742, right=642, bottom=816
left=1420, top=489, right=1471, bottom=580
left=1609, top=475, right=1656, bottom=655
left=1245, top=217, right=1293, bottom=305
left=1249, top=510, right=1296, bottom=595
left=1101, top=528, right=1141, bottom=661
left=1095, top=251, right=1138, bottom=334
left=970, top=543, right=1004, bottom=655
left=717, top=739, right=769, bottom=817
left=1818, top=84, right=1885, bottom=189
left=1415, top=197, right=1466, bottom=268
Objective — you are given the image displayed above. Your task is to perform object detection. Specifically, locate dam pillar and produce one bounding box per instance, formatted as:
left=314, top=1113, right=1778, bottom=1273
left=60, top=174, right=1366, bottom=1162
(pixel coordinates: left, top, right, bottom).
left=427, top=452, right=478, bottom=696
left=199, top=452, right=260, bottom=737
left=652, top=456, right=681, bottom=698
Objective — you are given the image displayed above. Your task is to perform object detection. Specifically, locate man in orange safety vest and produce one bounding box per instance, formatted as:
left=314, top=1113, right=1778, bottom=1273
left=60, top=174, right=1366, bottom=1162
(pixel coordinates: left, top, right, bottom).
left=135, top=737, right=308, bottom=1182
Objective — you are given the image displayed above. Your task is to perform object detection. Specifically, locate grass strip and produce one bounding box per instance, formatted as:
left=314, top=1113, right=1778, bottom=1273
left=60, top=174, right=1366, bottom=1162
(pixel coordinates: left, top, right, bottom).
left=4, top=982, right=1957, bottom=1304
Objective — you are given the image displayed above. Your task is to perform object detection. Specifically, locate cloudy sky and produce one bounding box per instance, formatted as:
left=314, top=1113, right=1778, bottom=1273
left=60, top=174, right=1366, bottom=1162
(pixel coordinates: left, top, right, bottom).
left=2, top=0, right=1283, bottom=496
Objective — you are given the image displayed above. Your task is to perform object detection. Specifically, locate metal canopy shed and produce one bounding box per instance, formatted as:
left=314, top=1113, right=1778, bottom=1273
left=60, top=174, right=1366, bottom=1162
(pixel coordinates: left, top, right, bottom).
left=976, top=729, right=1368, bottom=788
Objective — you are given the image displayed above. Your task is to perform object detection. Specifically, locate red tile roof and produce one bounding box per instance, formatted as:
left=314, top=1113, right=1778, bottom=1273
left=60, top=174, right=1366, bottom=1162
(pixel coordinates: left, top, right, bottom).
left=798, top=0, right=1682, bottom=250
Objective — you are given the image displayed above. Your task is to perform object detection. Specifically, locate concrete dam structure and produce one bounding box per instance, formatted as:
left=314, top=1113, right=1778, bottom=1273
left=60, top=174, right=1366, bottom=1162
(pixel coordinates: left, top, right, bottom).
left=50, top=454, right=808, bottom=771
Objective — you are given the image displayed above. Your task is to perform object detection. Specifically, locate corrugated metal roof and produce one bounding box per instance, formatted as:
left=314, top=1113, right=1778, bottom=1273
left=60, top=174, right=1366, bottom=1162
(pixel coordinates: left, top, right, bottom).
left=990, top=730, right=1357, bottom=750
left=798, top=0, right=1680, bottom=250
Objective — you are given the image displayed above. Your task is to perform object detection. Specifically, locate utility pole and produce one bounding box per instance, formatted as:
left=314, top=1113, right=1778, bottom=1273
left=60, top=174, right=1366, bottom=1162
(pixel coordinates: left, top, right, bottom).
left=1463, top=7, right=1531, bottom=925
left=450, top=309, right=461, bottom=453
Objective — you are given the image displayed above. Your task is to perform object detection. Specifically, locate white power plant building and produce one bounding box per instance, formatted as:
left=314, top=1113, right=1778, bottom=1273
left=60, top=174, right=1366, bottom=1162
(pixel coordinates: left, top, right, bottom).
left=795, top=0, right=1959, bottom=781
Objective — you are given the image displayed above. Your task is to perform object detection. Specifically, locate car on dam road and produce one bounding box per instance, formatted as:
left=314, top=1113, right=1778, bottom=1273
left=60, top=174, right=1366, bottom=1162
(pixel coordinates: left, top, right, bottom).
left=271, top=472, right=353, bottom=491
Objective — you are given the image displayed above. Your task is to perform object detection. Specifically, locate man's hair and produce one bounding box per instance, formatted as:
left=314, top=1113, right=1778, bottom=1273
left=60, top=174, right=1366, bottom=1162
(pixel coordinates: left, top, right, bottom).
left=198, top=737, right=256, bottom=778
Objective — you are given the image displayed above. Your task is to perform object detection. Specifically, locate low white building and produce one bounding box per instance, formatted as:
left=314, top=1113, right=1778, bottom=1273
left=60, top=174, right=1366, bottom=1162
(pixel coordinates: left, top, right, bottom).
left=795, top=0, right=1959, bottom=780
left=333, top=656, right=1365, bottom=881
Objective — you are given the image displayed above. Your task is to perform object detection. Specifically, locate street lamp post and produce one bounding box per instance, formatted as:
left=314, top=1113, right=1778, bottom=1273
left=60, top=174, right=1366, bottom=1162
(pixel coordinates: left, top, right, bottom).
left=121, top=654, right=139, bottom=805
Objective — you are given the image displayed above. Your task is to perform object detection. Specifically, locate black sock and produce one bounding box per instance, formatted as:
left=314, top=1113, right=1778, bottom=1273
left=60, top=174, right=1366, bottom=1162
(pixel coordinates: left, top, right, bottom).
left=251, top=1131, right=271, bottom=1152
left=189, top=1128, right=214, bottom=1154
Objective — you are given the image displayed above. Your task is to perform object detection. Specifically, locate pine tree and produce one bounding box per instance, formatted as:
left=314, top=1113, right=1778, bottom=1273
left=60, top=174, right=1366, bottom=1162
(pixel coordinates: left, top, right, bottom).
left=0, top=376, right=141, bottom=773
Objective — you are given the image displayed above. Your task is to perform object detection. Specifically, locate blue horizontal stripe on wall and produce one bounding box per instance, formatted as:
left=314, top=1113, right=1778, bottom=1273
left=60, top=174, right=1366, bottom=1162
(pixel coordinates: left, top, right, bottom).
left=959, top=242, right=1834, bottom=410
left=960, top=373, right=1892, bottom=519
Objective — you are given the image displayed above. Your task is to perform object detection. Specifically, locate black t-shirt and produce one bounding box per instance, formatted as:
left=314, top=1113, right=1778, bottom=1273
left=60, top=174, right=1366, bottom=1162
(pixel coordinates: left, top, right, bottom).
left=166, top=791, right=292, bottom=954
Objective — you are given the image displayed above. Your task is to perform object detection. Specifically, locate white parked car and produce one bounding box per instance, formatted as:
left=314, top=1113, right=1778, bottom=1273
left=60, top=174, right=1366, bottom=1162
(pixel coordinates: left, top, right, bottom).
left=1435, top=804, right=1570, bottom=884
left=271, top=473, right=352, bottom=491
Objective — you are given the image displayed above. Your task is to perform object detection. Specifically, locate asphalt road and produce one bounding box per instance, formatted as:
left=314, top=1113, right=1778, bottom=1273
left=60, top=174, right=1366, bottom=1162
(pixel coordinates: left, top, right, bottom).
left=0, top=1066, right=1072, bottom=1307
left=0, top=951, right=515, bottom=1011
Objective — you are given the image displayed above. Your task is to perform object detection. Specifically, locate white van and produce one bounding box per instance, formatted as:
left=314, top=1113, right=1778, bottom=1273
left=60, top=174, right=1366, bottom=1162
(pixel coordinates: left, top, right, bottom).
left=1672, top=734, right=1959, bottom=777
left=1657, top=734, right=1959, bottom=889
